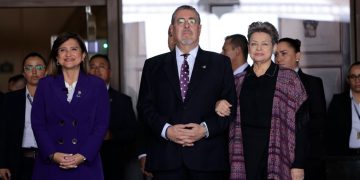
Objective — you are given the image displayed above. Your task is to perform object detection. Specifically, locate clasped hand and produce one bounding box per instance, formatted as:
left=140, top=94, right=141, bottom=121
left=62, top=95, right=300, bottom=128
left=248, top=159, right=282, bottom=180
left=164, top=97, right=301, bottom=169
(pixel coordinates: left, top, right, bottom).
left=52, top=152, right=86, bottom=169
left=166, top=123, right=206, bottom=147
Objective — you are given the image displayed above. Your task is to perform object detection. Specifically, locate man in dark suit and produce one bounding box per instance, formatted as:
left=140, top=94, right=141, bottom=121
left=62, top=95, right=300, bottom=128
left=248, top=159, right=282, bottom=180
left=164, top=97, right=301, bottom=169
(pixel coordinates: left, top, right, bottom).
left=221, top=34, right=249, bottom=75
left=89, top=54, right=137, bottom=180
left=137, top=5, right=236, bottom=180
left=0, top=52, right=46, bottom=180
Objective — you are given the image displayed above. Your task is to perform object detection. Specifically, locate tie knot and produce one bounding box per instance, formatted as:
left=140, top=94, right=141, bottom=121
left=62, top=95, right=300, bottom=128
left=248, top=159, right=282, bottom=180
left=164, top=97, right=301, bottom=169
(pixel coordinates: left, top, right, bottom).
left=181, top=53, right=189, bottom=60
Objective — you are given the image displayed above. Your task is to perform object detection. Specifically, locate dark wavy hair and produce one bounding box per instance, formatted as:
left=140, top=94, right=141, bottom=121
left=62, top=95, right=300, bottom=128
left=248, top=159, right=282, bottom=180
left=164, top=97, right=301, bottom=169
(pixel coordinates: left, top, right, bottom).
left=278, top=37, right=301, bottom=53
left=47, top=32, right=88, bottom=76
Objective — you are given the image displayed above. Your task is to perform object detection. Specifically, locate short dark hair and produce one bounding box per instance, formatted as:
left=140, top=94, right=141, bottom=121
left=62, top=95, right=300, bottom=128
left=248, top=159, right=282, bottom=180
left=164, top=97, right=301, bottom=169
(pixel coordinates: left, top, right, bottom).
left=248, top=21, right=279, bottom=45
left=89, top=54, right=111, bottom=69
left=8, top=74, right=25, bottom=84
left=348, top=61, right=360, bottom=78
left=278, top=38, right=301, bottom=53
left=171, top=5, right=201, bottom=25
left=22, top=52, right=46, bottom=72
left=225, top=34, right=248, bottom=61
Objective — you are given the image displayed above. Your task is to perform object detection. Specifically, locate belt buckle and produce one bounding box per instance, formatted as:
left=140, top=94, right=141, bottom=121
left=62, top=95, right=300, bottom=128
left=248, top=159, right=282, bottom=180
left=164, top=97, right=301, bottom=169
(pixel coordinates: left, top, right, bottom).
left=32, top=150, right=36, bottom=159
left=24, top=148, right=37, bottom=159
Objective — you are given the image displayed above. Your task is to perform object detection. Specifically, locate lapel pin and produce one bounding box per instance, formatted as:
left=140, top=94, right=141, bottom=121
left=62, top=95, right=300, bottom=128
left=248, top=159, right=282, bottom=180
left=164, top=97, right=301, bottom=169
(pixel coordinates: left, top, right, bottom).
left=76, top=90, right=82, bottom=98
left=202, top=65, right=206, bottom=69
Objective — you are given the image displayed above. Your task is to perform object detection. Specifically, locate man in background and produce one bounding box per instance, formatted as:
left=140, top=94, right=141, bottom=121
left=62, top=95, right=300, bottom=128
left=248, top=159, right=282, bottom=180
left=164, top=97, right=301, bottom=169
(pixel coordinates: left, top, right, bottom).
left=221, top=34, right=249, bottom=75
left=8, top=74, right=26, bottom=92
left=89, top=54, right=137, bottom=180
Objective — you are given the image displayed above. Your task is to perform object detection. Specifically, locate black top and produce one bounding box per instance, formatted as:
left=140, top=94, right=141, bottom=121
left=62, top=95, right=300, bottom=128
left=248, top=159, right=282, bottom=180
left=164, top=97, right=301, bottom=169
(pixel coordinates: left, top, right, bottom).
left=240, top=62, right=278, bottom=180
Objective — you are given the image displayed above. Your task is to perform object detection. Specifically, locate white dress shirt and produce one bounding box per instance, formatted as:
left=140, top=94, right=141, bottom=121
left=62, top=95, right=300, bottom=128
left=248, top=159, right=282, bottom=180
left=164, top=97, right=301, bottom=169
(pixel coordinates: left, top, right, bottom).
left=22, top=87, right=38, bottom=148
left=349, top=91, right=360, bottom=148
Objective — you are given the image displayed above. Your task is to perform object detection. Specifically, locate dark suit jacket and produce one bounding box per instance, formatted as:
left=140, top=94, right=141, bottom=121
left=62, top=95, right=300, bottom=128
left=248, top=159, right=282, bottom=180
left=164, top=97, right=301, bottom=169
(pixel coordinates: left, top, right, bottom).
left=0, top=88, right=27, bottom=179
left=325, top=92, right=353, bottom=156
left=100, top=88, right=137, bottom=179
left=298, top=69, right=326, bottom=159
left=137, top=48, right=236, bottom=172
left=107, top=87, right=137, bottom=145
left=31, top=72, right=109, bottom=180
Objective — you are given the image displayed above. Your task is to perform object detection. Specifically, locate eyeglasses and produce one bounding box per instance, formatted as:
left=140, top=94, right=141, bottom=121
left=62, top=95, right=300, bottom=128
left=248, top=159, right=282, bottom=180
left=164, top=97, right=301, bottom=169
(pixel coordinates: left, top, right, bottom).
left=176, top=18, right=197, bottom=26
left=348, top=74, right=360, bottom=81
left=24, top=65, right=45, bottom=72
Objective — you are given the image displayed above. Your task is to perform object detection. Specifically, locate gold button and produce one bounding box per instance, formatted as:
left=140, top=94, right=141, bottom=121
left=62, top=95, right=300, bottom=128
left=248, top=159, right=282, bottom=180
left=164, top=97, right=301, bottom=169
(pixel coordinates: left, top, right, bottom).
left=72, top=138, right=77, bottom=144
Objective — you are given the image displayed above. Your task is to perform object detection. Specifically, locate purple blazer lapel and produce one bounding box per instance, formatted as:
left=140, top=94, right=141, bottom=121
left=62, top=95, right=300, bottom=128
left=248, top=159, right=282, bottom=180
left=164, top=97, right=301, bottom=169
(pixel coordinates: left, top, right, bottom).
left=71, top=72, right=89, bottom=105
left=53, top=74, right=69, bottom=104
left=52, top=72, right=89, bottom=105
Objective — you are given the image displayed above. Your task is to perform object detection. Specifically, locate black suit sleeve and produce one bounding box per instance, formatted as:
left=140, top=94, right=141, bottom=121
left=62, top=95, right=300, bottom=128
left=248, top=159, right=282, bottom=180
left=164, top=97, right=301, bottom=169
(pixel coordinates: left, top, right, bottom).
left=204, top=57, right=237, bottom=137
left=110, top=93, right=137, bottom=144
left=292, top=99, right=310, bottom=168
left=137, top=59, right=170, bottom=135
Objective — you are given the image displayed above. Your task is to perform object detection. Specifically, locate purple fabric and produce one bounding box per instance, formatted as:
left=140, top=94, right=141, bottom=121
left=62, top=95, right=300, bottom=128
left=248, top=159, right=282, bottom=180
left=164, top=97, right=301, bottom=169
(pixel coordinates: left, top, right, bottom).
left=180, top=54, right=189, bottom=101
left=229, top=68, right=307, bottom=180
left=229, top=73, right=246, bottom=179
left=31, top=72, right=110, bottom=180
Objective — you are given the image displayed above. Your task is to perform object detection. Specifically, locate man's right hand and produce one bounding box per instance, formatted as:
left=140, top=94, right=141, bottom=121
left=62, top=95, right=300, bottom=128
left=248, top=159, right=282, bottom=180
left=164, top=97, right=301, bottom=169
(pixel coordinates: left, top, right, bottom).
left=166, top=124, right=194, bottom=146
left=0, top=168, right=11, bottom=180
left=139, top=156, right=153, bottom=177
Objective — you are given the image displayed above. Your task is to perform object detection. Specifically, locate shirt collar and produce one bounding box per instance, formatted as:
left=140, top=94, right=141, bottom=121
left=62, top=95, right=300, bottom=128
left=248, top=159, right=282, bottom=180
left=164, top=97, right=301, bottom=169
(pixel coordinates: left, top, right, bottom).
left=175, top=45, right=199, bottom=59
left=25, top=85, right=31, bottom=97
left=233, top=62, right=249, bottom=75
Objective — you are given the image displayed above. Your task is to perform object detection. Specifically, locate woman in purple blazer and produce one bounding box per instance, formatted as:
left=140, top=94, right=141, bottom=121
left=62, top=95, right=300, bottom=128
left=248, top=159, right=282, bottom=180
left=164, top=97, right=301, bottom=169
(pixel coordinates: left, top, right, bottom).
left=31, top=32, right=109, bottom=180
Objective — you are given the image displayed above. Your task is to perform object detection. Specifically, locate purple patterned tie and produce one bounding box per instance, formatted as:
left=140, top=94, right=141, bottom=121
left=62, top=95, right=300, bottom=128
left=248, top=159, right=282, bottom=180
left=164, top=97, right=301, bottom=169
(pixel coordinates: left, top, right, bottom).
left=180, top=54, right=189, bottom=101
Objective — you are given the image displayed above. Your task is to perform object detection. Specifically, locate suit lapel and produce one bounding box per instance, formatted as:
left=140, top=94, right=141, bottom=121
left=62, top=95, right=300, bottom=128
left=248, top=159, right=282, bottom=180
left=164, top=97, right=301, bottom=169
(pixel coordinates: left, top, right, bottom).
left=163, top=52, right=182, bottom=101
left=185, top=48, right=207, bottom=102
left=71, top=72, right=88, bottom=106
left=52, top=72, right=88, bottom=105
left=298, top=68, right=305, bottom=81
left=53, top=74, right=69, bottom=104
left=19, top=88, right=26, bottom=127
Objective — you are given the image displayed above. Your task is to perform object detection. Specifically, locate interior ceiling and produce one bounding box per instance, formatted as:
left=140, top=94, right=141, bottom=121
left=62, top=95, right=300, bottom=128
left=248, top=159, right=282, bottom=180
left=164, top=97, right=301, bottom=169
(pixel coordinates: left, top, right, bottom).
left=0, top=6, right=107, bottom=49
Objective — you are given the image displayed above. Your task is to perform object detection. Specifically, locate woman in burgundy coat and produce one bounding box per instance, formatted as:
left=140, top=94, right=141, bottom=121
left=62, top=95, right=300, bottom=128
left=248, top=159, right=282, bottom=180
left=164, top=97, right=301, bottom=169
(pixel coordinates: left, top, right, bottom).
left=31, top=32, right=109, bottom=180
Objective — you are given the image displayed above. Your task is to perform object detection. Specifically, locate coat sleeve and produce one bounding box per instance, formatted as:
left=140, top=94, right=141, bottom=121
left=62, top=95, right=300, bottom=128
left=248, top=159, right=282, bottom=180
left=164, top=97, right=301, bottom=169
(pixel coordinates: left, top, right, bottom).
left=31, top=79, right=57, bottom=162
left=79, top=79, right=110, bottom=162
left=203, top=57, right=237, bottom=137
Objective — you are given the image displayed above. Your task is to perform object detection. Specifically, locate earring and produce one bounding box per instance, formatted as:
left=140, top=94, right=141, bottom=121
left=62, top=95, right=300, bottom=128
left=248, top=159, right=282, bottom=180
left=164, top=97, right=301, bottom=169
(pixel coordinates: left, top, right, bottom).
left=296, top=59, right=300, bottom=62
left=56, top=61, right=60, bottom=65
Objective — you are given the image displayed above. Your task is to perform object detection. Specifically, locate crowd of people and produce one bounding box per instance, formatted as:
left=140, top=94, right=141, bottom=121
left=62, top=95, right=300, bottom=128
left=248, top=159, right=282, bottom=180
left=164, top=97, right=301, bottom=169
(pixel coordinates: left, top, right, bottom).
left=0, top=4, right=357, bottom=180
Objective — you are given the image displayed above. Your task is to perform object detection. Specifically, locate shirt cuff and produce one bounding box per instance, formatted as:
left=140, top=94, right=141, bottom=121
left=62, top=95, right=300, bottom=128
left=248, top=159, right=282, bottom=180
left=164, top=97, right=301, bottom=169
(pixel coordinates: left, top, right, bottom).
left=161, top=123, right=172, bottom=140
left=138, top=154, right=147, bottom=160
left=200, top=122, right=209, bottom=138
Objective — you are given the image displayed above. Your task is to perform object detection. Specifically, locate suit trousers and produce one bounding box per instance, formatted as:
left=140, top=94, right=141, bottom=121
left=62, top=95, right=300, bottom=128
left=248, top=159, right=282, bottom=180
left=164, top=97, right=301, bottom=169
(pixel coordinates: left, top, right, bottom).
left=19, top=156, right=35, bottom=180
